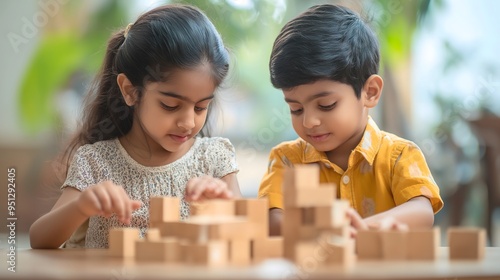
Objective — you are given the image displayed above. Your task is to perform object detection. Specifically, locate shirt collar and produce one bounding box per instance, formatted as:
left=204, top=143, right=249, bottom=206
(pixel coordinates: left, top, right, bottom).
left=302, top=116, right=383, bottom=166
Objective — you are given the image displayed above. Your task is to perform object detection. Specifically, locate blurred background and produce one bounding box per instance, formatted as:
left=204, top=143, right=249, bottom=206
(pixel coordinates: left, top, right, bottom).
left=1, top=0, right=500, bottom=247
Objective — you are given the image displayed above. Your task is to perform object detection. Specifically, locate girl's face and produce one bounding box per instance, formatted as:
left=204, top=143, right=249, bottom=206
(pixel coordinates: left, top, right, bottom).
left=131, top=65, right=216, bottom=158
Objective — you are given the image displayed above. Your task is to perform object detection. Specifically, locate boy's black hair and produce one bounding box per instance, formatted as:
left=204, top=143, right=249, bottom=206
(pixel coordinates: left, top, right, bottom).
left=270, top=4, right=379, bottom=98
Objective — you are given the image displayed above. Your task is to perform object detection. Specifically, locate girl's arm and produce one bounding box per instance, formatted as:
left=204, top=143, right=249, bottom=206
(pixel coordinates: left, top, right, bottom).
left=30, top=188, right=90, bottom=249
left=363, top=196, right=434, bottom=229
left=221, top=172, right=242, bottom=198
left=30, top=181, right=141, bottom=249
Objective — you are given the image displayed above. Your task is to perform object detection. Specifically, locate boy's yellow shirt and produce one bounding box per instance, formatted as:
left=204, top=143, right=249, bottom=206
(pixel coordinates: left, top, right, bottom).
left=258, top=116, right=444, bottom=217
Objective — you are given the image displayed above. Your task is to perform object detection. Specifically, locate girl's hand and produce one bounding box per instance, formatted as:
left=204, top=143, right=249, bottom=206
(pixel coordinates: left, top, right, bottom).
left=76, top=181, right=142, bottom=224
left=185, top=175, right=233, bottom=202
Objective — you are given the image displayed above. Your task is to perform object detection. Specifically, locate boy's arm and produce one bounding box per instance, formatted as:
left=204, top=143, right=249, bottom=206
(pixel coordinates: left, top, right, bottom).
left=269, top=208, right=283, bottom=236
left=363, top=196, right=434, bottom=229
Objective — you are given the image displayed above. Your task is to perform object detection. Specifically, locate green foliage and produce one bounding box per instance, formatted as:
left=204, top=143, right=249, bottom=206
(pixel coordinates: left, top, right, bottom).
left=18, top=32, right=84, bottom=132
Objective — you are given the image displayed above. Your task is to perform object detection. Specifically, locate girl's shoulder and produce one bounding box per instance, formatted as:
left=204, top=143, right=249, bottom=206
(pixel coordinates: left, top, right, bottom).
left=192, top=136, right=235, bottom=153
left=73, top=139, right=120, bottom=159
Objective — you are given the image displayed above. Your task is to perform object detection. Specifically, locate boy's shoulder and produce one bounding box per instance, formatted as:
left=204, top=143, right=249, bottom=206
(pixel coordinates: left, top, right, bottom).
left=270, top=138, right=318, bottom=163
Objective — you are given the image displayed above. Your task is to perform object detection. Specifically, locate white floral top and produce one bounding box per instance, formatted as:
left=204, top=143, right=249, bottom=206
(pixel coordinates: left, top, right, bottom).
left=62, top=137, right=238, bottom=248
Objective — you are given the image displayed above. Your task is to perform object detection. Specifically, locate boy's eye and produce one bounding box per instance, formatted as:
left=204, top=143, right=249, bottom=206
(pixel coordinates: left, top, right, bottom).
left=160, top=102, right=178, bottom=111
left=290, top=108, right=303, bottom=115
left=319, top=102, right=337, bottom=111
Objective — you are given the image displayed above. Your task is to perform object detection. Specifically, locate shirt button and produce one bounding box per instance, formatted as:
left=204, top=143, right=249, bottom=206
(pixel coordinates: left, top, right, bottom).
left=342, top=175, right=350, bottom=184
left=324, top=163, right=330, bottom=168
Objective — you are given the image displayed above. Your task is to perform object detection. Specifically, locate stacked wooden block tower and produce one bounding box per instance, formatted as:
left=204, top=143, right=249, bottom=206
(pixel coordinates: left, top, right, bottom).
left=108, top=163, right=487, bottom=266
left=283, top=164, right=356, bottom=267
left=109, top=197, right=283, bottom=265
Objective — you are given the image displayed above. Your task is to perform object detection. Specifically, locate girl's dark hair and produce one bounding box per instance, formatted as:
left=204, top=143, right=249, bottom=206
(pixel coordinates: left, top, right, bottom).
left=269, top=4, right=379, bottom=97
left=63, top=4, right=229, bottom=170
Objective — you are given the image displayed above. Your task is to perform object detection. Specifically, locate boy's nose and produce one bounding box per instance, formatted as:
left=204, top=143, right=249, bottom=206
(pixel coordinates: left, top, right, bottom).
left=302, top=112, right=320, bottom=128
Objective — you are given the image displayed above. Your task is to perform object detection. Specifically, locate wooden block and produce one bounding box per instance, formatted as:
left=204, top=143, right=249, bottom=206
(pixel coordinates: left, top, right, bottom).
left=284, top=164, right=320, bottom=189
left=149, top=196, right=180, bottom=225
left=183, top=241, right=228, bottom=266
left=229, top=239, right=251, bottom=265
left=284, top=185, right=335, bottom=208
left=322, top=238, right=356, bottom=267
left=381, top=230, right=408, bottom=260
left=407, top=227, right=440, bottom=260
left=157, top=221, right=184, bottom=237
left=448, top=227, right=486, bottom=260
left=235, top=198, right=269, bottom=238
left=146, top=228, right=161, bottom=241
left=295, top=241, right=328, bottom=267
left=356, top=230, right=381, bottom=260
left=302, top=207, right=315, bottom=225
left=135, top=238, right=181, bottom=262
left=189, top=199, right=235, bottom=217
left=252, top=236, right=284, bottom=263
left=282, top=208, right=302, bottom=260
left=109, top=227, right=140, bottom=258
left=314, top=199, right=350, bottom=229
left=179, top=218, right=252, bottom=243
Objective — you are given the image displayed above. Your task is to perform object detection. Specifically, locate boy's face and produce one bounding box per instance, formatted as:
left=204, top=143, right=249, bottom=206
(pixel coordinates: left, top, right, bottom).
left=283, top=80, right=370, bottom=157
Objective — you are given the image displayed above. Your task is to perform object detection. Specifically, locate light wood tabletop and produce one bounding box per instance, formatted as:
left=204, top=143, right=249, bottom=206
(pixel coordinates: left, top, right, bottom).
left=1, top=247, right=500, bottom=280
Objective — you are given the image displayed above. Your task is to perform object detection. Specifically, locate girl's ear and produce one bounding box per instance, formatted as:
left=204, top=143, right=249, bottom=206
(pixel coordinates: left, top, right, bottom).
left=362, top=74, right=383, bottom=108
left=117, top=73, right=137, bottom=106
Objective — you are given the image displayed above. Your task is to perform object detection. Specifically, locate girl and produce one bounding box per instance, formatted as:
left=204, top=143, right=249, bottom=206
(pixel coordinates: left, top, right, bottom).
left=30, top=4, right=242, bottom=249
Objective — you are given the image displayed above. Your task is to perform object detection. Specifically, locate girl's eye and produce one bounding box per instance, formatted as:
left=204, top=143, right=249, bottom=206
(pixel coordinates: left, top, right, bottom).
left=319, top=102, right=337, bottom=111
left=194, top=106, right=208, bottom=112
left=290, top=108, right=303, bottom=115
left=160, top=102, right=177, bottom=111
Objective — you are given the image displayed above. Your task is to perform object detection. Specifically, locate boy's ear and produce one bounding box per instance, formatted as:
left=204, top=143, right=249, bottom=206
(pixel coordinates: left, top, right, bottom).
left=117, top=73, right=137, bottom=106
left=362, top=74, right=383, bottom=108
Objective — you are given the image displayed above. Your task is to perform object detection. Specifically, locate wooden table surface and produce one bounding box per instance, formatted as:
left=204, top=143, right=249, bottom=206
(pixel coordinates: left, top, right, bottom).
left=1, top=247, right=500, bottom=280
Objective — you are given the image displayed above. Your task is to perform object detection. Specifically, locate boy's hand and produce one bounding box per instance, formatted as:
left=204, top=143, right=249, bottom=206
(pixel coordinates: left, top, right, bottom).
left=76, top=181, right=142, bottom=225
left=367, top=216, right=409, bottom=231
left=185, top=175, right=233, bottom=202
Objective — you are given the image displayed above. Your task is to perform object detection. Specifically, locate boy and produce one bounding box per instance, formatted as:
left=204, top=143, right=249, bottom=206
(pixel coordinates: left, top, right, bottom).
left=258, top=4, right=443, bottom=236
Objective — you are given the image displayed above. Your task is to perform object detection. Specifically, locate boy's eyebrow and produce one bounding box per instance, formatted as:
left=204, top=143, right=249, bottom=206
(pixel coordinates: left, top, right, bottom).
left=158, top=91, right=214, bottom=103
left=284, top=91, right=333, bottom=104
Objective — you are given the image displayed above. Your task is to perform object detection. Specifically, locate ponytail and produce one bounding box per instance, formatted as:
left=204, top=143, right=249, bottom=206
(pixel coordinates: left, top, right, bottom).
left=62, top=29, right=133, bottom=173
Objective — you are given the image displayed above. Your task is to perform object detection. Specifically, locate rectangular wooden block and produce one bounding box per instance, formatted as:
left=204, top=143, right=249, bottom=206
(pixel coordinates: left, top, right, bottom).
left=235, top=198, right=269, bottom=238
left=183, top=240, right=228, bottom=266
left=149, top=196, right=180, bottom=225
left=135, top=238, right=181, bottom=262
left=179, top=218, right=252, bottom=243
left=108, top=227, right=140, bottom=258
left=381, top=230, right=407, bottom=260
left=252, top=236, right=284, bottom=263
left=356, top=230, right=381, bottom=260
left=323, top=238, right=356, bottom=267
left=189, top=199, right=235, bottom=217
left=229, top=239, right=251, bottom=265
left=284, top=185, right=335, bottom=208
left=407, top=227, right=440, bottom=260
left=314, top=199, right=350, bottom=229
left=146, top=228, right=161, bottom=241
left=448, top=227, right=486, bottom=260
left=284, top=164, right=320, bottom=189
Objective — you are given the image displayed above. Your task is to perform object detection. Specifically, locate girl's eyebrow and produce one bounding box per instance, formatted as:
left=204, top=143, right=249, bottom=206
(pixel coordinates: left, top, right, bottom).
left=158, top=91, right=214, bottom=103
left=285, top=91, right=333, bottom=104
